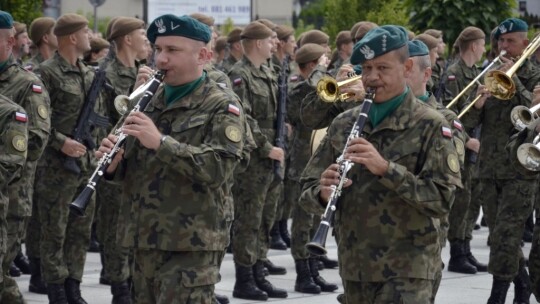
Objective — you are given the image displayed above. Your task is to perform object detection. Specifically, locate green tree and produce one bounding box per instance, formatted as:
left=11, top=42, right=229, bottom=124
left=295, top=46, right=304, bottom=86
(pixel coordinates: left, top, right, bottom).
left=0, top=0, right=42, bottom=25
left=365, top=0, right=410, bottom=28
left=220, top=17, right=235, bottom=36
left=403, top=0, right=516, bottom=48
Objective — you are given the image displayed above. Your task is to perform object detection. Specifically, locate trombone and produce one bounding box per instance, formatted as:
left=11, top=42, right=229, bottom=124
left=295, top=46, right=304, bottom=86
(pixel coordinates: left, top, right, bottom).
left=316, top=74, right=363, bottom=103
left=457, top=35, right=540, bottom=119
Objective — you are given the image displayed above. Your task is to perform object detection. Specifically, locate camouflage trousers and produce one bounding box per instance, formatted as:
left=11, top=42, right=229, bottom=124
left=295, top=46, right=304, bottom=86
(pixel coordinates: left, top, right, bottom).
left=96, top=180, right=130, bottom=284
left=289, top=179, right=317, bottom=260
left=1, top=216, right=27, bottom=303
left=447, top=164, right=471, bottom=242
left=464, top=177, right=484, bottom=241
left=275, top=175, right=295, bottom=221
left=528, top=190, right=540, bottom=300
left=25, top=197, right=41, bottom=259
left=34, top=165, right=95, bottom=284
left=132, top=249, right=222, bottom=304
left=0, top=199, right=7, bottom=300
left=258, top=179, right=282, bottom=260
left=343, top=278, right=433, bottom=304
left=430, top=261, right=444, bottom=304
left=232, top=158, right=277, bottom=266
left=483, top=178, right=534, bottom=280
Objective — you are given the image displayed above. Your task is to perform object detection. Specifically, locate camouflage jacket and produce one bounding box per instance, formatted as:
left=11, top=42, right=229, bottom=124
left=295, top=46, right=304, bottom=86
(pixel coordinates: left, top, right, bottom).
left=206, top=62, right=232, bottom=89
left=38, top=52, right=99, bottom=172
left=442, top=58, right=481, bottom=118
left=0, top=95, right=28, bottom=207
left=221, top=55, right=238, bottom=74
left=103, top=56, right=139, bottom=127
left=465, top=60, right=540, bottom=179
left=115, top=77, right=247, bottom=251
left=300, top=90, right=462, bottom=282
left=0, top=61, right=51, bottom=217
left=229, top=56, right=278, bottom=159
left=23, top=53, right=45, bottom=76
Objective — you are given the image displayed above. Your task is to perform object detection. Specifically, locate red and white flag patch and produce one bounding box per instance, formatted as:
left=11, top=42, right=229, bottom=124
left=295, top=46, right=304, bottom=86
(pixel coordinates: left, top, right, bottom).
left=228, top=104, right=240, bottom=116
left=442, top=126, right=452, bottom=138
left=448, top=75, right=456, bottom=81
left=32, top=84, right=42, bottom=93
left=452, top=120, right=463, bottom=131
left=233, top=78, right=242, bottom=86
left=15, top=112, right=27, bottom=122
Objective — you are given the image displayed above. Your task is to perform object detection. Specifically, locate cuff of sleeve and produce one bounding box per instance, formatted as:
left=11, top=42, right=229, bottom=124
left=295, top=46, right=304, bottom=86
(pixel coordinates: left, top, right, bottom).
left=259, top=142, right=274, bottom=158
left=51, top=133, right=67, bottom=151
left=378, top=161, right=407, bottom=191
left=300, top=186, right=327, bottom=215
left=155, top=135, right=190, bottom=162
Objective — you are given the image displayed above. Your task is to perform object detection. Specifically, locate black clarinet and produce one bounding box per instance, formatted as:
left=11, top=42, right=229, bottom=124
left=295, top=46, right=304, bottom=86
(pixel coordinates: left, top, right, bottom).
left=306, top=88, right=375, bottom=256
left=69, top=71, right=165, bottom=216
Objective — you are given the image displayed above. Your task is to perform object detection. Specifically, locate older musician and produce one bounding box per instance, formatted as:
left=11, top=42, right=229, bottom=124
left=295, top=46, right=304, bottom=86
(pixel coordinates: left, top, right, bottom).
left=300, top=25, right=461, bottom=303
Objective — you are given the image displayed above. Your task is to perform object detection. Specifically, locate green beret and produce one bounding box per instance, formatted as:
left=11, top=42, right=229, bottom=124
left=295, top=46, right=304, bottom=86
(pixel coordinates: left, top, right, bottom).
left=495, top=18, right=528, bottom=39
left=350, top=25, right=408, bottom=65
left=300, top=30, right=329, bottom=47
left=54, top=14, right=88, bottom=37
left=295, top=43, right=325, bottom=64
left=147, top=14, right=211, bottom=44
left=13, top=22, right=26, bottom=36
left=29, top=17, right=55, bottom=45
left=241, top=21, right=273, bottom=40
left=456, top=26, right=485, bottom=44
left=0, top=10, right=13, bottom=29
left=227, top=27, right=242, bottom=43
left=407, top=40, right=429, bottom=57
left=108, top=17, right=145, bottom=41
left=215, top=36, right=228, bottom=52
left=336, top=30, right=352, bottom=48
left=276, top=25, right=294, bottom=41
left=415, top=33, right=438, bottom=50
left=189, top=13, right=215, bottom=27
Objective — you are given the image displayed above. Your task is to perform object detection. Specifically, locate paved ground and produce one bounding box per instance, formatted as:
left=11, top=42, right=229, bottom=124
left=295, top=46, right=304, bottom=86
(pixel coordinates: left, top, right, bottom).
left=15, top=223, right=539, bottom=303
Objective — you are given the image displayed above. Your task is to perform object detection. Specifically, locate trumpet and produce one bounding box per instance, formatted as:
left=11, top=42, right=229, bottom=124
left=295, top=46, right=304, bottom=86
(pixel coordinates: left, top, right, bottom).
left=316, top=74, right=362, bottom=103
left=69, top=71, right=165, bottom=216
left=517, top=133, right=540, bottom=171
left=511, top=104, right=540, bottom=131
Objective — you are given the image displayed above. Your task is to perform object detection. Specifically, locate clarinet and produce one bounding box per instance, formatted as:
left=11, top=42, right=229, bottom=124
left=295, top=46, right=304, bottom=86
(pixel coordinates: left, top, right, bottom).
left=69, top=71, right=165, bottom=216
left=306, top=88, right=375, bottom=256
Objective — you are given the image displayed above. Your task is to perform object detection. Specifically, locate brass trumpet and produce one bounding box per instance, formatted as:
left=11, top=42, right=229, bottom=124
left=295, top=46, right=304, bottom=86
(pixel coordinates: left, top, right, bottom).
left=517, top=133, right=540, bottom=171
left=511, top=104, right=540, bottom=131
left=316, top=74, right=362, bottom=103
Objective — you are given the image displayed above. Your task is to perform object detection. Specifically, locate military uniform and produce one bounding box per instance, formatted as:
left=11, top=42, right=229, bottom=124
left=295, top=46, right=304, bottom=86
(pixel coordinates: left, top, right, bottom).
left=22, top=53, right=45, bottom=75
left=222, top=56, right=239, bottom=75
left=0, top=59, right=50, bottom=303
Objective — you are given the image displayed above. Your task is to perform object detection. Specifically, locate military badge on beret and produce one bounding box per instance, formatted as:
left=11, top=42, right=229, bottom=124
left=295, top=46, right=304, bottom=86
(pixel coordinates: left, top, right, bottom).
left=447, top=154, right=460, bottom=173
left=360, top=45, right=374, bottom=60
left=225, top=125, right=242, bottom=142
left=12, top=134, right=27, bottom=152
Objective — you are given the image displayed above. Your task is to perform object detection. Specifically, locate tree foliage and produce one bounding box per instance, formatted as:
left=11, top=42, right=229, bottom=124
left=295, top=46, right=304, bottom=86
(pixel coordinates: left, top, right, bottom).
left=404, top=0, right=516, bottom=48
left=0, top=0, right=42, bottom=25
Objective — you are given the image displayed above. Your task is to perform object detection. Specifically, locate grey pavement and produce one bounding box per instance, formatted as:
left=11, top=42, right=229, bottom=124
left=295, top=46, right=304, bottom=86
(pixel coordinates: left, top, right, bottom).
left=15, top=224, right=538, bottom=303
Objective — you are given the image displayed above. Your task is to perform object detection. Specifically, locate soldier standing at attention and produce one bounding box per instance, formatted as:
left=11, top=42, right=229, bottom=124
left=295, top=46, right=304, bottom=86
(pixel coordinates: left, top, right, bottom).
left=34, top=13, right=97, bottom=304
left=24, top=17, right=57, bottom=74
left=328, top=30, right=353, bottom=76
left=97, top=14, right=247, bottom=303
left=0, top=10, right=51, bottom=303
left=11, top=22, right=29, bottom=64
left=462, top=18, right=540, bottom=304
left=221, top=27, right=243, bottom=74
left=228, top=21, right=287, bottom=301
left=300, top=25, right=462, bottom=303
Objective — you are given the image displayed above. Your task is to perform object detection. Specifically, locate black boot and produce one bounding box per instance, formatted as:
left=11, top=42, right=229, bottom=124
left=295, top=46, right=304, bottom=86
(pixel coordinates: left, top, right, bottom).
left=269, top=221, right=287, bottom=250
left=263, top=259, right=287, bottom=275
left=448, top=240, right=477, bottom=274
left=514, top=265, right=531, bottom=304
left=232, top=264, right=268, bottom=301
left=253, top=260, right=288, bottom=298
left=29, top=258, right=48, bottom=294
left=487, top=277, right=511, bottom=304
left=9, top=262, right=21, bottom=277
left=47, top=283, right=68, bottom=304
left=309, top=257, right=338, bottom=292
left=337, top=293, right=346, bottom=303
left=14, top=250, right=31, bottom=274
left=294, top=259, right=321, bottom=294
left=65, top=278, right=88, bottom=304
left=524, top=214, right=534, bottom=243
left=464, top=240, right=488, bottom=272
left=279, top=220, right=291, bottom=248
left=215, top=293, right=230, bottom=304
left=319, top=255, right=339, bottom=269
left=111, top=281, right=132, bottom=304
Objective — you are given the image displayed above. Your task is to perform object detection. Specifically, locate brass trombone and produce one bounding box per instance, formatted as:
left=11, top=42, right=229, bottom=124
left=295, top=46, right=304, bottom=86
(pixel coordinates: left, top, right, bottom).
left=316, top=74, right=363, bottom=103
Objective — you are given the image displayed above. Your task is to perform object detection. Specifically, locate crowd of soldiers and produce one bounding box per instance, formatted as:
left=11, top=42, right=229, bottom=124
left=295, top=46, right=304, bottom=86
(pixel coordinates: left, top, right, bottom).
left=1, top=5, right=540, bottom=304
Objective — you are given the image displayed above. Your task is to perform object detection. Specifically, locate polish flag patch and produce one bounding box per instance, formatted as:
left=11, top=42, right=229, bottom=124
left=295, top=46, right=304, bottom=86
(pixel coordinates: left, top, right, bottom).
left=448, top=75, right=456, bottom=81
left=228, top=104, right=240, bottom=116
left=32, top=84, right=42, bottom=93
left=233, top=78, right=242, bottom=86
left=442, top=126, right=452, bottom=138
left=15, top=112, right=27, bottom=122
left=453, top=120, right=463, bottom=131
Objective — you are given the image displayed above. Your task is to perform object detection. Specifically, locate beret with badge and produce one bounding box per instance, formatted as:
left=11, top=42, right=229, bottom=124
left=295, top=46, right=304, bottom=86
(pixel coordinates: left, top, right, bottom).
left=407, top=40, right=429, bottom=57
left=29, top=17, right=55, bottom=45
left=13, top=21, right=26, bottom=36
left=108, top=17, right=145, bottom=41
left=494, top=18, right=528, bottom=40
left=276, top=25, right=294, bottom=41
left=0, top=10, right=13, bottom=29
left=241, top=21, right=273, bottom=40
left=227, top=27, right=242, bottom=43
left=54, top=14, right=88, bottom=37
left=414, top=33, right=438, bottom=50
left=300, top=30, right=329, bottom=47
left=350, top=25, right=408, bottom=65
left=295, top=43, right=326, bottom=65
left=147, top=14, right=211, bottom=44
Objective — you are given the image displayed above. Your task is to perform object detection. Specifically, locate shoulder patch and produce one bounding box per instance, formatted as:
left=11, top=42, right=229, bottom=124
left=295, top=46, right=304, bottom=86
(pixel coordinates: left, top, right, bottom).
left=448, top=75, right=456, bottom=81
left=447, top=154, right=460, bottom=173
left=452, top=120, right=463, bottom=131
left=442, top=126, right=452, bottom=138
left=227, top=104, right=240, bottom=116
left=32, top=84, right=42, bottom=93
left=225, top=125, right=242, bottom=142
left=24, top=64, right=33, bottom=71
left=12, top=134, right=27, bottom=152
left=290, top=75, right=299, bottom=82
left=14, top=112, right=27, bottom=123
left=233, top=78, right=242, bottom=86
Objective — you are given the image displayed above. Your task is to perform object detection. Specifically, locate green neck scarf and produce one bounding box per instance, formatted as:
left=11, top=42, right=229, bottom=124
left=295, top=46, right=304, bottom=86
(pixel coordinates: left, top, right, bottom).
left=164, top=71, right=206, bottom=106
left=369, top=87, right=409, bottom=128
left=417, top=91, right=430, bottom=102
left=0, top=60, right=8, bottom=72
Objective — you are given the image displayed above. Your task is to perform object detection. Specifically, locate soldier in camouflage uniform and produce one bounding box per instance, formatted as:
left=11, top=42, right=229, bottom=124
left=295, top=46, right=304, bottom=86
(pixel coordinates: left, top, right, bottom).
left=98, top=14, right=247, bottom=303
left=34, top=14, right=99, bottom=304
left=327, top=31, right=353, bottom=76
left=227, top=21, right=287, bottom=301
left=424, top=29, right=446, bottom=95
left=221, top=28, right=243, bottom=74
left=300, top=25, right=462, bottom=303
left=461, top=18, right=540, bottom=304
left=11, top=22, right=29, bottom=65
left=0, top=11, right=51, bottom=302
left=414, top=34, right=440, bottom=93
left=24, top=17, right=56, bottom=75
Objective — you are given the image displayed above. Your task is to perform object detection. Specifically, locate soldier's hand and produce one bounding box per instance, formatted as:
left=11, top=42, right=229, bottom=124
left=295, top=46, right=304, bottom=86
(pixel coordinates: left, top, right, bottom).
left=340, top=80, right=365, bottom=102
left=61, top=138, right=87, bottom=158
left=318, top=54, right=330, bottom=69
left=465, top=138, right=480, bottom=153
left=134, top=65, right=155, bottom=89
left=498, top=56, right=514, bottom=73
left=122, top=112, right=162, bottom=150
left=473, top=85, right=490, bottom=109
left=319, top=164, right=352, bottom=202
left=533, top=84, right=540, bottom=106
left=96, top=134, right=124, bottom=173
left=344, top=137, right=389, bottom=176
left=336, top=64, right=354, bottom=82
left=268, top=147, right=285, bottom=163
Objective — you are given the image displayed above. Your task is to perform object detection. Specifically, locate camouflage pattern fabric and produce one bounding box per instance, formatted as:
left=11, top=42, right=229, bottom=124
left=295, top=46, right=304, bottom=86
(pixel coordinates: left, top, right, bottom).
left=22, top=53, right=45, bottom=76
left=221, top=56, right=238, bottom=75
left=300, top=91, right=461, bottom=284
left=344, top=278, right=433, bottom=304
left=442, top=58, right=481, bottom=114
left=206, top=62, right=232, bottom=89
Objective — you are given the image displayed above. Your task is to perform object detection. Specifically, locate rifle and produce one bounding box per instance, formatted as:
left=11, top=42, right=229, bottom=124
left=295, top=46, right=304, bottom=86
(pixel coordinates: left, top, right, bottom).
left=64, top=45, right=114, bottom=174
left=273, top=55, right=290, bottom=181
left=468, top=124, right=481, bottom=164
